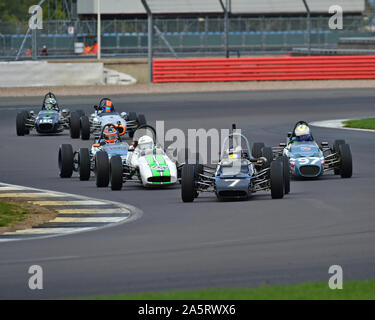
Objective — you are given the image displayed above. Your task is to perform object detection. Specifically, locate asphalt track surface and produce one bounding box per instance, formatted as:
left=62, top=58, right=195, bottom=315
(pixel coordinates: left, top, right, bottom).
left=0, top=88, right=374, bottom=299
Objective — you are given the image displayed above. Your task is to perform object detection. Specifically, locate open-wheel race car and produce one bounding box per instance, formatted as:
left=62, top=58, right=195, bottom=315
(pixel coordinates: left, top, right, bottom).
left=16, top=92, right=85, bottom=137
left=58, top=124, right=130, bottom=187
left=75, top=98, right=147, bottom=140
left=270, top=120, right=352, bottom=179
left=108, top=125, right=179, bottom=190
left=181, top=124, right=290, bottom=202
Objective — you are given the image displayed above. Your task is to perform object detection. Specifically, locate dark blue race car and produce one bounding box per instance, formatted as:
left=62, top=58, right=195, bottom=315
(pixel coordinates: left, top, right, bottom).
left=16, top=92, right=84, bottom=138
left=181, top=124, right=290, bottom=202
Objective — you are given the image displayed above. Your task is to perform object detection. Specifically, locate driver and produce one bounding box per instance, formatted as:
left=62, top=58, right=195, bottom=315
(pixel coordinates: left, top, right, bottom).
left=101, top=99, right=115, bottom=113
left=290, top=123, right=312, bottom=144
left=44, top=97, right=58, bottom=111
left=227, top=145, right=242, bottom=159
left=102, top=127, right=119, bottom=144
left=137, top=135, right=154, bottom=151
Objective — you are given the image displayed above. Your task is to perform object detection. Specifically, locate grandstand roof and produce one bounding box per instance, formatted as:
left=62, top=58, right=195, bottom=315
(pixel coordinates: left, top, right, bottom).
left=77, top=0, right=365, bottom=15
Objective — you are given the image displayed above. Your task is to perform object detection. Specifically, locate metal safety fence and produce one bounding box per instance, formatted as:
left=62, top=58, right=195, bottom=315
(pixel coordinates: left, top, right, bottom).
left=0, top=15, right=374, bottom=59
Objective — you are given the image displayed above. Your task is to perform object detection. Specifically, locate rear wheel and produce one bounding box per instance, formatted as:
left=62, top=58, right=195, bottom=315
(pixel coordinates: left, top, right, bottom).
left=16, top=111, right=28, bottom=136
left=58, top=144, right=74, bottom=178
left=252, top=142, right=265, bottom=158
left=339, top=144, right=352, bottom=178
left=80, top=115, right=90, bottom=140
left=78, top=148, right=90, bottom=181
left=137, top=114, right=147, bottom=126
left=270, top=160, right=284, bottom=199
left=95, top=151, right=110, bottom=187
left=128, top=112, right=137, bottom=138
left=261, top=146, right=274, bottom=169
left=76, top=110, right=85, bottom=117
left=181, top=164, right=197, bottom=202
left=70, top=111, right=80, bottom=139
left=110, top=155, right=123, bottom=190
left=279, top=155, right=290, bottom=194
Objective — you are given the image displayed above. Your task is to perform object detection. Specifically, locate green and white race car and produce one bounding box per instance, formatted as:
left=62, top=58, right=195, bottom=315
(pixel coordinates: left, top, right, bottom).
left=108, top=125, right=179, bottom=190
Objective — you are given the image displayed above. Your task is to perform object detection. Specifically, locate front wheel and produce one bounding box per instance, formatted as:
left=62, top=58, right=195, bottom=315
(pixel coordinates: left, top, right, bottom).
left=333, top=139, right=346, bottom=175
left=95, top=151, right=109, bottom=187
left=339, top=144, right=352, bottom=178
left=16, top=111, right=27, bottom=136
left=181, top=164, right=197, bottom=202
left=252, top=142, right=265, bottom=158
left=80, top=115, right=90, bottom=140
left=58, top=144, right=74, bottom=178
left=270, top=160, right=284, bottom=199
left=279, top=155, right=290, bottom=194
left=70, top=111, right=80, bottom=139
left=78, top=148, right=91, bottom=181
left=110, top=156, right=124, bottom=190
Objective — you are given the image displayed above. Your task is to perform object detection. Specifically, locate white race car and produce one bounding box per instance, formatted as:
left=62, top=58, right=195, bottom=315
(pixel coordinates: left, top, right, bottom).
left=78, top=98, right=146, bottom=140
left=108, top=125, right=179, bottom=190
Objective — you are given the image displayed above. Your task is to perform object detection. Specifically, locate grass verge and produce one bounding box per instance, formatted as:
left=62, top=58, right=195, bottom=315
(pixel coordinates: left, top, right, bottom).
left=0, top=199, right=57, bottom=233
left=343, top=118, right=375, bottom=130
left=89, top=280, right=375, bottom=300
left=0, top=201, right=29, bottom=227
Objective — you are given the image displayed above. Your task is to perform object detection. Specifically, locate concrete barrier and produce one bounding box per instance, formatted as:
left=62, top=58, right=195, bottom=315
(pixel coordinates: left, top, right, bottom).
left=0, top=61, right=104, bottom=87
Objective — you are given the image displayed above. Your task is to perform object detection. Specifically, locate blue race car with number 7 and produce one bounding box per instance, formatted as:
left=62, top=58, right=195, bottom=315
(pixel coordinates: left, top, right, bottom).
left=271, top=121, right=352, bottom=179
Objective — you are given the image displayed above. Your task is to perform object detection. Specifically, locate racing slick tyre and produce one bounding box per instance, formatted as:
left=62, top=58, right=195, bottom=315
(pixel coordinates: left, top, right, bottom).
left=80, top=115, right=90, bottom=140
left=195, top=164, right=203, bottom=198
left=58, top=144, right=74, bottom=178
left=16, top=111, right=28, bottom=136
left=78, top=148, right=90, bottom=181
left=181, top=164, right=197, bottom=202
left=23, top=111, right=30, bottom=135
left=270, top=160, right=284, bottom=199
left=128, top=112, right=137, bottom=138
left=333, top=139, right=346, bottom=175
left=110, top=155, right=123, bottom=190
left=70, top=111, right=81, bottom=139
left=338, top=144, right=353, bottom=178
left=252, top=142, right=265, bottom=158
left=137, top=114, right=147, bottom=126
left=177, top=148, right=192, bottom=165
left=279, top=155, right=290, bottom=194
left=261, top=146, right=274, bottom=169
left=95, top=151, right=110, bottom=187
left=76, top=109, right=85, bottom=117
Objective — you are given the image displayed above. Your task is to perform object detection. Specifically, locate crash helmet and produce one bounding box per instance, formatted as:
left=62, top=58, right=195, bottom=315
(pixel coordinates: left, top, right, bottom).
left=137, top=135, right=154, bottom=150
left=44, top=97, right=57, bottom=110
left=103, top=127, right=118, bottom=144
left=228, top=145, right=242, bottom=159
left=102, top=99, right=114, bottom=113
left=295, top=124, right=311, bottom=142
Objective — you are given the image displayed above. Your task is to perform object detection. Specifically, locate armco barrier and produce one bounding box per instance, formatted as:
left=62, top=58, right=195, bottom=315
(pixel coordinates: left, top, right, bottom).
left=0, top=61, right=104, bottom=87
left=153, top=56, right=375, bottom=82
